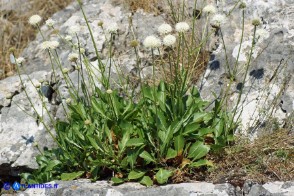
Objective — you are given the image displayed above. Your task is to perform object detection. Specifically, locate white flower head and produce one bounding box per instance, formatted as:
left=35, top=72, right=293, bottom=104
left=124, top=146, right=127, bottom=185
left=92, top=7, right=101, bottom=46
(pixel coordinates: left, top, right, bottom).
left=62, top=68, right=69, bottom=74
left=106, top=23, right=118, bottom=34
left=106, top=89, right=113, bottom=94
left=163, top=35, right=176, bottom=47
left=16, top=57, right=25, bottom=64
left=45, top=18, right=55, bottom=27
left=65, top=35, right=72, bottom=41
left=203, top=4, right=217, bottom=14
left=29, top=15, right=42, bottom=26
left=158, top=23, right=172, bottom=35
left=175, top=22, right=190, bottom=33
left=68, top=53, right=79, bottom=62
left=66, top=98, right=72, bottom=104
left=69, top=25, right=81, bottom=34
left=80, top=48, right=85, bottom=54
left=211, top=14, right=226, bottom=26
left=40, top=41, right=59, bottom=50
left=40, top=41, right=50, bottom=50
left=143, top=35, right=161, bottom=48
left=49, top=41, right=59, bottom=49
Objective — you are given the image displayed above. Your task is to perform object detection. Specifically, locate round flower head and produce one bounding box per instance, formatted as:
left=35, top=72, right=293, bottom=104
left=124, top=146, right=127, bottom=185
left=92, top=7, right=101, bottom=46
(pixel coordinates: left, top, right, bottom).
left=211, top=14, right=226, bottom=26
left=69, top=25, right=81, bottom=34
left=106, top=89, right=113, bottom=94
left=65, top=35, right=72, bottom=41
left=98, top=21, right=104, bottom=27
left=239, top=2, right=247, bottom=9
left=40, top=41, right=50, bottom=50
left=80, top=48, right=85, bottom=54
left=29, top=15, right=42, bottom=26
left=40, top=41, right=59, bottom=50
left=84, top=119, right=91, bottom=125
left=66, top=98, right=72, bottom=104
left=45, top=18, right=55, bottom=27
left=49, top=41, right=59, bottom=50
left=203, top=4, right=217, bottom=14
left=143, top=35, right=161, bottom=48
left=130, top=40, right=139, bottom=47
left=175, top=22, right=190, bottom=33
left=163, top=35, right=176, bottom=47
left=68, top=53, right=79, bottom=62
left=158, top=23, right=172, bottom=35
left=62, top=68, right=69, bottom=74
left=106, top=23, right=118, bottom=34
left=16, top=57, right=25, bottom=64
left=252, top=18, right=261, bottom=26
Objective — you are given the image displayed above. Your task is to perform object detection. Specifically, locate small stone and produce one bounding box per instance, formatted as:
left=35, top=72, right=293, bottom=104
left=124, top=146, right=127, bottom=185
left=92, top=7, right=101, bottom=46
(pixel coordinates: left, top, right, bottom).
left=209, top=60, right=220, bottom=70
left=5, top=92, right=14, bottom=99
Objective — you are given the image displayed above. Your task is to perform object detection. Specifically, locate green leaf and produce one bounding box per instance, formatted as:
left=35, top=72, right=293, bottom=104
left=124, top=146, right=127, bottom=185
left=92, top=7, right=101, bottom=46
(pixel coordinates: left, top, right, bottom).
left=139, top=151, right=156, bottom=163
left=198, top=128, right=214, bottom=136
left=111, top=177, right=124, bottom=185
left=44, top=160, right=61, bottom=172
left=73, top=124, right=85, bottom=140
left=189, top=159, right=214, bottom=168
left=87, top=136, right=104, bottom=152
left=126, top=138, right=145, bottom=147
left=174, top=135, right=185, bottom=155
left=119, top=130, right=130, bottom=153
left=140, top=176, right=153, bottom=187
left=156, top=110, right=168, bottom=131
left=155, top=169, right=173, bottom=184
left=91, top=99, right=110, bottom=120
left=61, top=171, right=84, bottom=181
left=192, top=113, right=208, bottom=123
left=188, top=141, right=210, bottom=161
left=183, top=122, right=200, bottom=135
left=65, top=137, right=82, bottom=149
left=166, top=148, right=177, bottom=160
left=128, top=171, right=146, bottom=180
left=111, top=94, right=120, bottom=117
left=214, top=118, right=224, bottom=137
left=127, top=147, right=143, bottom=169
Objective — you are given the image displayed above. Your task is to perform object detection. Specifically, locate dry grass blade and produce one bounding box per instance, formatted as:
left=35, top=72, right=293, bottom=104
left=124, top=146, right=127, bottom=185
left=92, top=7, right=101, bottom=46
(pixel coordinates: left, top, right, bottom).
left=0, top=0, right=73, bottom=79
left=207, top=129, right=294, bottom=184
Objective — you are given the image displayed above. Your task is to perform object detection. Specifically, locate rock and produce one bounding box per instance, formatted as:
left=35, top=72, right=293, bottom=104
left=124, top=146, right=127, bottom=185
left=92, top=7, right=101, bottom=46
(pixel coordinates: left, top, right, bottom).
left=0, top=0, right=29, bottom=12
left=193, top=0, right=294, bottom=133
left=1, top=180, right=292, bottom=196
left=0, top=71, right=56, bottom=176
left=247, top=184, right=272, bottom=196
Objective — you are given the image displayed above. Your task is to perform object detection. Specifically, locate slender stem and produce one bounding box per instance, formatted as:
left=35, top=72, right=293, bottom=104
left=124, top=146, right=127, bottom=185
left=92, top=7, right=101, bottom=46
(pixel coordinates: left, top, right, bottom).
left=229, top=26, right=258, bottom=130
left=77, top=0, right=107, bottom=88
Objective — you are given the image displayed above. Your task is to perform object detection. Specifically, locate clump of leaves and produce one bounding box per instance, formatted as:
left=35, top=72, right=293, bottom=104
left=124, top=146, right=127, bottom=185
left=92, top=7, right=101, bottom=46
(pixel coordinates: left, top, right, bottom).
left=22, top=80, right=235, bottom=186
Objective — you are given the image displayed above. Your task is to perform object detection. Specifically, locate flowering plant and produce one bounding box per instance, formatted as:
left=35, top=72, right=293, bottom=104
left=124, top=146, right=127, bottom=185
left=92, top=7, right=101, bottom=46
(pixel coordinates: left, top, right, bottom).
left=18, top=0, right=247, bottom=186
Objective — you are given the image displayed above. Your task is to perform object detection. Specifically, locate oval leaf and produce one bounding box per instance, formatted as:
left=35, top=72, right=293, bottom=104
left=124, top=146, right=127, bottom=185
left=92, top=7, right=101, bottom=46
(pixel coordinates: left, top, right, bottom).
left=126, top=138, right=145, bottom=147
left=139, top=151, right=156, bottom=163
left=128, top=170, right=146, bottom=180
left=188, top=141, right=210, bottom=161
left=140, top=176, right=153, bottom=187
left=155, top=169, right=173, bottom=184
left=61, top=171, right=84, bottom=181
left=111, top=177, right=124, bottom=185
left=189, top=159, right=214, bottom=168
left=166, top=148, right=177, bottom=160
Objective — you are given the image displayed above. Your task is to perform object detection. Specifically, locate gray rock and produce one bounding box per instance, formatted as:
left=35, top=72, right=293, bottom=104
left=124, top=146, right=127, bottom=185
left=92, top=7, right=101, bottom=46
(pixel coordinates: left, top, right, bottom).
left=247, top=184, right=272, bottom=196
left=193, top=0, right=294, bottom=134
left=1, top=180, right=291, bottom=196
